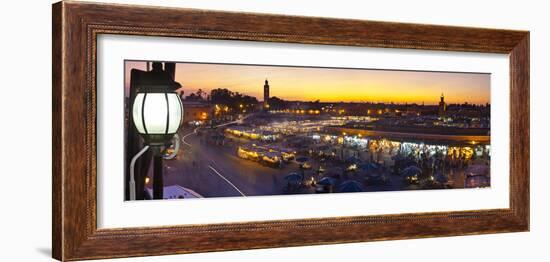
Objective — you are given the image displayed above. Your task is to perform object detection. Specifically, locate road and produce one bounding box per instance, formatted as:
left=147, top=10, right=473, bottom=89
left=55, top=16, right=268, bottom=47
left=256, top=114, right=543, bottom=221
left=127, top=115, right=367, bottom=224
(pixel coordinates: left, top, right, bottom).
left=162, top=126, right=313, bottom=198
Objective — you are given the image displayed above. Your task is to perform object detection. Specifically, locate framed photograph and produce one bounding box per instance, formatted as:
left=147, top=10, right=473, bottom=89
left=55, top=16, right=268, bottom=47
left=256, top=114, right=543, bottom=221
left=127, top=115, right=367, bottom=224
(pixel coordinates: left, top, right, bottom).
left=52, top=1, right=529, bottom=261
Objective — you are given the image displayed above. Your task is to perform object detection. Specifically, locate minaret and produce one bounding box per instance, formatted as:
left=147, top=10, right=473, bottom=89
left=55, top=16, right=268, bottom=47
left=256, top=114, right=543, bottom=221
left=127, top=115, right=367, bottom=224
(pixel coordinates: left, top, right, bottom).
left=263, top=79, right=270, bottom=110
left=438, top=93, right=446, bottom=117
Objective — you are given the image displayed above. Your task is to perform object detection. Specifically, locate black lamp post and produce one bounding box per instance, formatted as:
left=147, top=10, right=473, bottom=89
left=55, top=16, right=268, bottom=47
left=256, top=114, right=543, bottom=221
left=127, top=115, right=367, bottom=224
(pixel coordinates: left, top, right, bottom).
left=130, top=84, right=183, bottom=200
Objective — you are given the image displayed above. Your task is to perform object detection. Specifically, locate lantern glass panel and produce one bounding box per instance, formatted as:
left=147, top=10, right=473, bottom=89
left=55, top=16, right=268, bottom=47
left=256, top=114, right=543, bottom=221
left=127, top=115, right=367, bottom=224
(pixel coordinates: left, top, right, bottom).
left=142, top=93, right=170, bottom=134
left=167, top=93, right=183, bottom=133
left=132, top=93, right=146, bottom=134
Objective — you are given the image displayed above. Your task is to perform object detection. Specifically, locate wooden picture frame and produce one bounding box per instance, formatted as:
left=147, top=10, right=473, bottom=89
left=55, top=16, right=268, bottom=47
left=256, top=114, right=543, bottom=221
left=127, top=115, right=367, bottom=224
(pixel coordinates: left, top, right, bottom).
left=52, top=1, right=529, bottom=261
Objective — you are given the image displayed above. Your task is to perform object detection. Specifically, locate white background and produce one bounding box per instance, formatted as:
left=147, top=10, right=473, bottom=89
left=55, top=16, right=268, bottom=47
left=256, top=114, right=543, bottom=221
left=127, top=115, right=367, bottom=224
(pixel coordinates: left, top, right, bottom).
left=0, top=0, right=547, bottom=261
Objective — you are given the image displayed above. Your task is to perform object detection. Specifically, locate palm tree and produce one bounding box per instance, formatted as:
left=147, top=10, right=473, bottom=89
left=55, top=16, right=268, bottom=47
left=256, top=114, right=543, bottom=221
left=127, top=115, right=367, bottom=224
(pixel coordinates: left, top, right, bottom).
left=196, top=89, right=205, bottom=100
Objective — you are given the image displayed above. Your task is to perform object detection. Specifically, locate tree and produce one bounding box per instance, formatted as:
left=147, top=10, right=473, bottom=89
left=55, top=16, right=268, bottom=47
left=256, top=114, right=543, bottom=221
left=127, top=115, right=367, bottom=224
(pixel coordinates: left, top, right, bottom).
left=210, top=88, right=233, bottom=105
left=185, top=93, right=200, bottom=100
left=185, top=89, right=207, bottom=101
left=210, top=88, right=259, bottom=112
left=196, top=89, right=205, bottom=100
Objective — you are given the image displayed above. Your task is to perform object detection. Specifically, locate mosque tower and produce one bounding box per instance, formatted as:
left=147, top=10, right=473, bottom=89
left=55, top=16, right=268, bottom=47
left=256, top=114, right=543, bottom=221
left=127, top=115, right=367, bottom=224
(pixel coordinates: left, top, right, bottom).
left=263, top=79, right=270, bottom=110
left=438, top=93, right=447, bottom=117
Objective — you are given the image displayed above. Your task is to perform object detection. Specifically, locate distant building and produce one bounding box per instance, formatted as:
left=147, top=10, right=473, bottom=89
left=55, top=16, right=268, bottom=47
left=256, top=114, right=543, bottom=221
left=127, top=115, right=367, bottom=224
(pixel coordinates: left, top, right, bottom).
left=438, top=93, right=447, bottom=117
left=181, top=100, right=213, bottom=123
left=263, top=79, right=270, bottom=110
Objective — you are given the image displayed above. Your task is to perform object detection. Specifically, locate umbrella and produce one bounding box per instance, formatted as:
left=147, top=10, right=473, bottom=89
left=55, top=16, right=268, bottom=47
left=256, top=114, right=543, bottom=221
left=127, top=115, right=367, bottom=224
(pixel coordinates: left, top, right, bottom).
left=401, top=166, right=422, bottom=178
left=404, top=159, right=418, bottom=166
left=295, top=156, right=309, bottom=163
left=317, top=177, right=337, bottom=186
left=434, top=173, right=448, bottom=184
left=359, top=162, right=381, bottom=173
left=345, top=156, right=362, bottom=164
left=339, top=180, right=365, bottom=192
left=284, top=172, right=303, bottom=183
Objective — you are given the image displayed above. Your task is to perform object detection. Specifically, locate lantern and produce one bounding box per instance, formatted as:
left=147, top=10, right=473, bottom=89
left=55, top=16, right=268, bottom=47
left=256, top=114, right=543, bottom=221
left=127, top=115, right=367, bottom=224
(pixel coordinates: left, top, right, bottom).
left=132, top=85, right=183, bottom=146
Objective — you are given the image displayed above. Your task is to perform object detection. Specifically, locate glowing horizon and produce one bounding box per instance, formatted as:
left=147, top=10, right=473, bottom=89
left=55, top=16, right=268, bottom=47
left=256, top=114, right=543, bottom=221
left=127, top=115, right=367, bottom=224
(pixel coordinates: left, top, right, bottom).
left=124, top=61, right=490, bottom=105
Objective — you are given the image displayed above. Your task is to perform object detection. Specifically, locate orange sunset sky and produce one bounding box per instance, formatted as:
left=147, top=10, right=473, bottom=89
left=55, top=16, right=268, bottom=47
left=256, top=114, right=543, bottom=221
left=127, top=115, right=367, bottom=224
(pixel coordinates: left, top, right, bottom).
left=124, top=61, right=490, bottom=105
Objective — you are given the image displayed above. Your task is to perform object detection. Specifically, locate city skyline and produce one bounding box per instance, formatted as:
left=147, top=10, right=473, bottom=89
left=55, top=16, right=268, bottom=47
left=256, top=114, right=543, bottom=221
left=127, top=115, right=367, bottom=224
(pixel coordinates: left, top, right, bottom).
left=124, top=61, right=491, bottom=105
left=124, top=60, right=491, bottom=201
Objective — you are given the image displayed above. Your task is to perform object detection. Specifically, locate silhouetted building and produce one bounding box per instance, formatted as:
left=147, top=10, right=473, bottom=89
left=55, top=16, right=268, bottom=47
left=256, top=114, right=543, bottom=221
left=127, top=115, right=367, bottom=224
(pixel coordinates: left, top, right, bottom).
left=181, top=100, right=213, bottom=123
left=438, top=93, right=447, bottom=117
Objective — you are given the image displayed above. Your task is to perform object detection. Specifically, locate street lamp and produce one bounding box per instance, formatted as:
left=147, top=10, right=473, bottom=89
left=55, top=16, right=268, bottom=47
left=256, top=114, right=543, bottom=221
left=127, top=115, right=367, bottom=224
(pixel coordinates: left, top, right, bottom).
left=129, top=84, right=184, bottom=200
left=132, top=85, right=183, bottom=145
